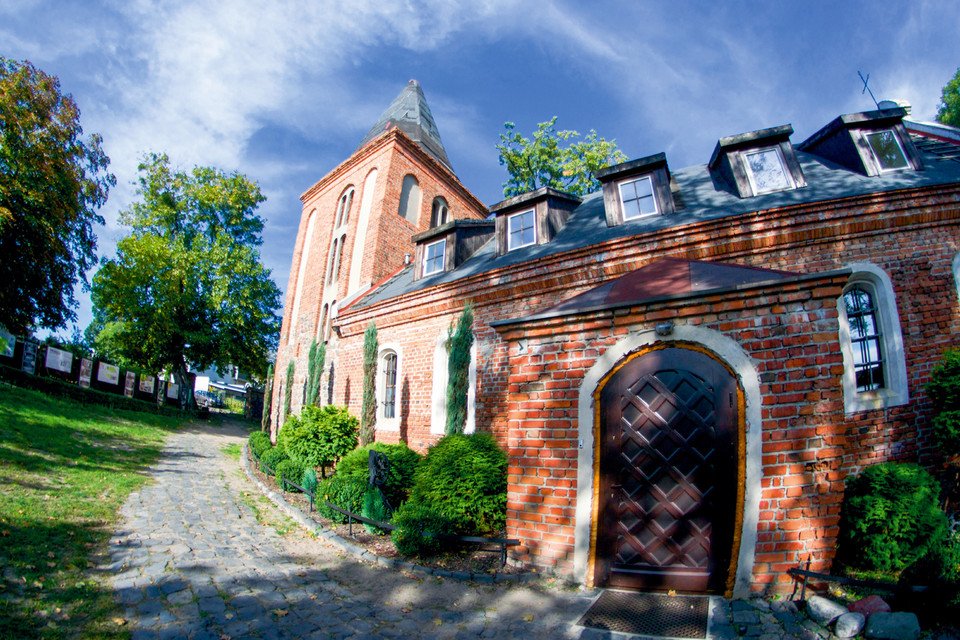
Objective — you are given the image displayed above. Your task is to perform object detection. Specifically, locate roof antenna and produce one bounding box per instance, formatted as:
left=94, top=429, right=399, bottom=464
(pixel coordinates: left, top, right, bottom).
left=858, top=71, right=880, bottom=109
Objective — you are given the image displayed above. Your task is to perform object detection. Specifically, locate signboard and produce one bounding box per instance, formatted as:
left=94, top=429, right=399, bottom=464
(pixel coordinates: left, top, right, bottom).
left=21, top=341, right=38, bottom=374
left=124, top=371, right=136, bottom=398
left=166, top=382, right=179, bottom=399
left=139, top=375, right=155, bottom=394
left=97, top=362, right=120, bottom=385
left=45, top=346, right=73, bottom=373
left=0, top=327, right=14, bottom=358
left=79, top=358, right=92, bottom=388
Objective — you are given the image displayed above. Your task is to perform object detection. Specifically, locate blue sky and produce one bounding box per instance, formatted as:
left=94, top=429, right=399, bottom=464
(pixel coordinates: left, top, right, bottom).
left=3, top=0, right=958, bottom=340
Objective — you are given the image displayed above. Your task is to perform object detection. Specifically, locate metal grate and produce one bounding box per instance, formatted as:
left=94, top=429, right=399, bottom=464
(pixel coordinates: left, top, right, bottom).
left=577, top=591, right=709, bottom=639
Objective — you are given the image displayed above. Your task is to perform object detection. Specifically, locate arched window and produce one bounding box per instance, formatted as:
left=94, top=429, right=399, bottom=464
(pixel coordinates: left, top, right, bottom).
left=837, top=264, right=908, bottom=413
left=398, top=174, right=421, bottom=225
left=325, top=300, right=337, bottom=340
left=327, top=238, right=338, bottom=285
left=381, top=350, right=398, bottom=419
left=430, top=197, right=449, bottom=228
left=334, top=233, right=346, bottom=282
left=318, top=304, right=328, bottom=342
left=288, top=210, right=316, bottom=342
left=335, top=187, right=355, bottom=228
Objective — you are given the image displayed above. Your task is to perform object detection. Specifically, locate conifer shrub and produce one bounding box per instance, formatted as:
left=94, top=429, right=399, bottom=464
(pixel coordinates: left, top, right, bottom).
left=899, top=530, right=960, bottom=616
left=363, top=487, right=392, bottom=534
left=927, top=348, right=960, bottom=457
left=397, top=432, right=507, bottom=538
left=359, top=323, right=378, bottom=446
left=333, top=442, right=423, bottom=509
left=259, top=447, right=289, bottom=476
left=317, top=474, right=367, bottom=523
left=283, top=405, right=358, bottom=476
left=276, top=413, right=300, bottom=454
left=275, top=459, right=306, bottom=491
left=838, top=462, right=948, bottom=572
left=249, top=431, right=272, bottom=458
left=445, top=303, right=473, bottom=435
left=302, top=467, right=318, bottom=496
left=391, top=504, right=453, bottom=556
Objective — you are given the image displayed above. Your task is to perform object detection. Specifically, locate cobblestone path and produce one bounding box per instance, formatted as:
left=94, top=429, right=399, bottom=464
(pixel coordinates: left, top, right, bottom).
left=105, top=422, right=818, bottom=639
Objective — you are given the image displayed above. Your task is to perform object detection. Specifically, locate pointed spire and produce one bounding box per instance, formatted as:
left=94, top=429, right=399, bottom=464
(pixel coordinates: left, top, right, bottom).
left=357, top=80, right=454, bottom=173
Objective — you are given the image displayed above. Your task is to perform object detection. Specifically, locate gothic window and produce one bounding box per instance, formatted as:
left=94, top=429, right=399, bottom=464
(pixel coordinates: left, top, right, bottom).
left=327, top=238, right=338, bottom=285
left=380, top=350, right=397, bottom=419
left=318, top=304, right=328, bottom=342
left=430, top=197, right=449, bottom=227
left=430, top=330, right=476, bottom=434
left=335, top=187, right=355, bottom=228
left=333, top=233, right=346, bottom=282
left=398, top=175, right=421, bottom=225
left=288, top=210, right=316, bottom=342
left=843, top=285, right=884, bottom=392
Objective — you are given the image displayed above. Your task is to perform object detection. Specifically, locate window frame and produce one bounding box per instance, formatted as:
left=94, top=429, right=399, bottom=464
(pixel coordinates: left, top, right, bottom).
left=836, top=264, right=909, bottom=413
left=377, top=344, right=402, bottom=430
left=742, top=146, right=795, bottom=195
left=864, top=128, right=910, bottom=173
left=422, top=238, right=446, bottom=277
left=617, top=175, right=659, bottom=220
left=431, top=197, right=449, bottom=228
left=507, top=208, right=537, bottom=251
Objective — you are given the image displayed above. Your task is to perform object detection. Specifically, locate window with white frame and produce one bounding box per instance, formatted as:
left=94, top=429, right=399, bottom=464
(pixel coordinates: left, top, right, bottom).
left=507, top=209, right=536, bottom=251
left=618, top=175, right=658, bottom=220
left=377, top=345, right=401, bottom=429
left=743, top=147, right=794, bottom=194
left=431, top=197, right=448, bottom=227
left=837, top=264, right=909, bottom=413
left=864, top=129, right=909, bottom=172
left=423, top=239, right=446, bottom=276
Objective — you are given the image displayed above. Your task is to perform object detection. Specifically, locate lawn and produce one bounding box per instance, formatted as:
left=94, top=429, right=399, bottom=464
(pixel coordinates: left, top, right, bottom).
left=0, top=383, right=183, bottom=639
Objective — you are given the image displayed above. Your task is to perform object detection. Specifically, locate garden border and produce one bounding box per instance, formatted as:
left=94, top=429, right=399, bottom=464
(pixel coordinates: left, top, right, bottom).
left=240, top=443, right=539, bottom=584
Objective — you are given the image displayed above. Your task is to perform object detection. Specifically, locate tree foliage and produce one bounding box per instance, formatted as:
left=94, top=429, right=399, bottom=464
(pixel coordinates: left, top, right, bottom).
left=90, top=153, right=280, bottom=407
left=0, top=58, right=115, bottom=333
left=445, top=303, right=474, bottom=435
left=496, top=117, right=627, bottom=197
left=937, top=66, right=960, bottom=128
left=360, top=322, right=378, bottom=446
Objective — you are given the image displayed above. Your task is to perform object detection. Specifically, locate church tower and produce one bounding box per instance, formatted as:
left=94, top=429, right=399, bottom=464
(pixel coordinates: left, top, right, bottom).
left=272, top=80, right=488, bottom=428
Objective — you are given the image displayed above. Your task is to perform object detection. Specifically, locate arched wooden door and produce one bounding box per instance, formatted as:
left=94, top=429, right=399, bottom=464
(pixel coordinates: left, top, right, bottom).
left=596, top=347, right=738, bottom=593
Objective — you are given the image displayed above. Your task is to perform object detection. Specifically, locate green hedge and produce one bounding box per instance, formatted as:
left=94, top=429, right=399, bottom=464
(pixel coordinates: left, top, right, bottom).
left=259, top=447, right=289, bottom=476
left=333, top=442, right=422, bottom=510
left=317, top=474, right=367, bottom=523
left=248, top=432, right=272, bottom=458
left=391, top=504, right=453, bottom=556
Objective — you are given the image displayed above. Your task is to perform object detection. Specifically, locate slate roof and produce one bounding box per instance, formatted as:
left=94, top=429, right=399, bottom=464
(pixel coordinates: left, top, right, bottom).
left=357, top=80, right=453, bottom=173
left=352, top=130, right=960, bottom=312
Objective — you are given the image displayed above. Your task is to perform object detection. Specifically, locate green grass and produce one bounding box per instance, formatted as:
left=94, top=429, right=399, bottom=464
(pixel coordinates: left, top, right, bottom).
left=0, top=384, right=183, bottom=639
left=220, top=443, right=242, bottom=461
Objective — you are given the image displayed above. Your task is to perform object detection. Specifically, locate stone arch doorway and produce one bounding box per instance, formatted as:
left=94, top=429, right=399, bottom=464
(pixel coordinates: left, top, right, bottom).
left=594, top=345, right=740, bottom=593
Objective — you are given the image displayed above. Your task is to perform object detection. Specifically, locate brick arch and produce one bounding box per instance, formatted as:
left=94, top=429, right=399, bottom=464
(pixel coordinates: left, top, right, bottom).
left=573, top=325, right=762, bottom=598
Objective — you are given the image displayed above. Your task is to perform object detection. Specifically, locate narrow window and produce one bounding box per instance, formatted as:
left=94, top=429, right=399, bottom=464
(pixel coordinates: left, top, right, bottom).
left=318, top=304, right=328, bottom=341
left=507, top=209, right=536, bottom=250
left=382, top=351, right=397, bottom=419
left=423, top=239, right=446, bottom=276
left=431, top=197, right=449, bottom=227
left=326, top=238, right=338, bottom=285
left=334, top=233, right=346, bottom=281
left=843, top=285, right=885, bottom=392
left=326, top=300, right=336, bottom=340
left=398, top=175, right=421, bottom=224
left=618, top=176, right=658, bottom=220
left=336, top=188, right=355, bottom=227
left=744, top=147, right=793, bottom=194
left=865, top=130, right=909, bottom=172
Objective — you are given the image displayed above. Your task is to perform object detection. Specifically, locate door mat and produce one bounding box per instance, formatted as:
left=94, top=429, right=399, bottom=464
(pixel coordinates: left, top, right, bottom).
left=576, top=590, right=709, bottom=639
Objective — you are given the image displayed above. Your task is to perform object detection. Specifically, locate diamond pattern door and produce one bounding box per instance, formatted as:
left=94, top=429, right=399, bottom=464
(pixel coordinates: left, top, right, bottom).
left=596, top=348, right=737, bottom=593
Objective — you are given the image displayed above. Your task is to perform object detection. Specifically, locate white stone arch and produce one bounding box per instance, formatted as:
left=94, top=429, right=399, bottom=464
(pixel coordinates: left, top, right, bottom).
left=430, top=328, right=476, bottom=435
left=573, top=324, right=762, bottom=599
left=348, top=168, right=378, bottom=296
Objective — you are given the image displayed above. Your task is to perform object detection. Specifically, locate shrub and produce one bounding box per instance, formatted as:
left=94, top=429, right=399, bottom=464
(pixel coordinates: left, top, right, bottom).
left=275, top=459, right=306, bottom=491
left=899, top=530, right=960, bottom=618
left=284, top=405, right=359, bottom=476
left=838, top=462, right=948, bottom=572
left=259, top=447, right=289, bottom=476
left=363, top=487, right=391, bottom=534
left=391, top=504, right=453, bottom=556
left=248, top=431, right=272, bottom=458
left=446, top=303, right=473, bottom=435
left=317, top=474, right=367, bottom=523
left=399, top=432, right=507, bottom=537
left=928, top=348, right=960, bottom=457
left=276, top=414, right=300, bottom=454
left=333, top=442, right=422, bottom=510
left=302, top=467, right=318, bottom=496
left=360, top=322, right=377, bottom=446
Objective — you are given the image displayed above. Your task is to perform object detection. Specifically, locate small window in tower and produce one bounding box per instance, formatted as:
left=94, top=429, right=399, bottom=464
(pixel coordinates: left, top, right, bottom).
left=865, top=130, right=909, bottom=172
left=431, top=197, right=449, bottom=227
left=618, top=176, right=658, bottom=220
left=507, top=209, right=536, bottom=251
left=398, top=175, right=421, bottom=224
left=423, top=239, right=446, bottom=276
left=744, top=147, right=794, bottom=194
left=335, top=187, right=355, bottom=228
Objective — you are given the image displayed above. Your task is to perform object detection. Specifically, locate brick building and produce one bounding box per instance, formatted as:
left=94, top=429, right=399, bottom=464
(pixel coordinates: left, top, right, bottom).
left=273, top=82, right=960, bottom=597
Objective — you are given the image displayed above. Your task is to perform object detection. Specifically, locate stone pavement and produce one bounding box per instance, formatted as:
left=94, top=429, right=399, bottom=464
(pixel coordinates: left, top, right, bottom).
left=104, top=421, right=830, bottom=639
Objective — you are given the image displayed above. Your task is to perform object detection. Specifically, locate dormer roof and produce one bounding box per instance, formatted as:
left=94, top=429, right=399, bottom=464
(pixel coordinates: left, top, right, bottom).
left=357, top=80, right=454, bottom=173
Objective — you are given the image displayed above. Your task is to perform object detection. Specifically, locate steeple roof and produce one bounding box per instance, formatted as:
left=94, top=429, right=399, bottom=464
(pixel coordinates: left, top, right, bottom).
left=357, top=80, right=454, bottom=173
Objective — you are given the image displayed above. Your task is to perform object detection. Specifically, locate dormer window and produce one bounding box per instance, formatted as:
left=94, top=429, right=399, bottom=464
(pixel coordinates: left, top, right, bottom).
left=865, top=129, right=909, bottom=172
left=423, top=238, right=446, bottom=276
left=743, top=147, right=794, bottom=194
left=508, top=209, right=536, bottom=251
left=618, top=175, right=658, bottom=219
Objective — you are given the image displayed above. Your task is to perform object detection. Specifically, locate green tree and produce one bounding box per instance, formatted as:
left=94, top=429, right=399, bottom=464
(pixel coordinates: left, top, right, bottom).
left=360, top=322, right=378, bottom=446
left=0, top=58, right=115, bottom=334
left=937, top=66, right=960, bottom=128
left=446, top=303, right=474, bottom=435
left=496, top=117, right=627, bottom=197
left=90, top=153, right=281, bottom=408
left=305, top=339, right=325, bottom=407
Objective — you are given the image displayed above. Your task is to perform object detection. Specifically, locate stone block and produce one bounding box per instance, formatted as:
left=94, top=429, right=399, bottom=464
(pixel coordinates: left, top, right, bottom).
left=835, top=612, right=866, bottom=638
left=806, top=594, right=848, bottom=625
left=848, top=594, right=892, bottom=619
left=865, top=612, right=921, bottom=640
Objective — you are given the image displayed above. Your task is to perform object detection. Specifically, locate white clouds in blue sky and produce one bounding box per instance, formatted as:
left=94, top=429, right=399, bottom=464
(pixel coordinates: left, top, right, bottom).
left=3, top=0, right=958, bottom=337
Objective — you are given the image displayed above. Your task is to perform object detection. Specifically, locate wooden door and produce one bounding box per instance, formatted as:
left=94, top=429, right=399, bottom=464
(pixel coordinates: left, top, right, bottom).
left=596, top=347, right=738, bottom=593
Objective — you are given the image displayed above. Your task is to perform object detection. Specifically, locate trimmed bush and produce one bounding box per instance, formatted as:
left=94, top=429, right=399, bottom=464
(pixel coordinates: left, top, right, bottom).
left=391, top=504, right=453, bottom=557
left=333, top=442, right=422, bottom=510
left=317, top=474, right=367, bottom=523
left=302, top=467, right=318, bottom=496
left=276, top=414, right=300, bottom=454
left=398, top=432, right=507, bottom=538
left=363, top=487, right=391, bottom=534
left=249, top=431, right=272, bottom=458
left=275, top=459, right=306, bottom=491
left=284, top=405, right=358, bottom=476
left=838, top=462, right=948, bottom=571
left=259, top=447, right=289, bottom=476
